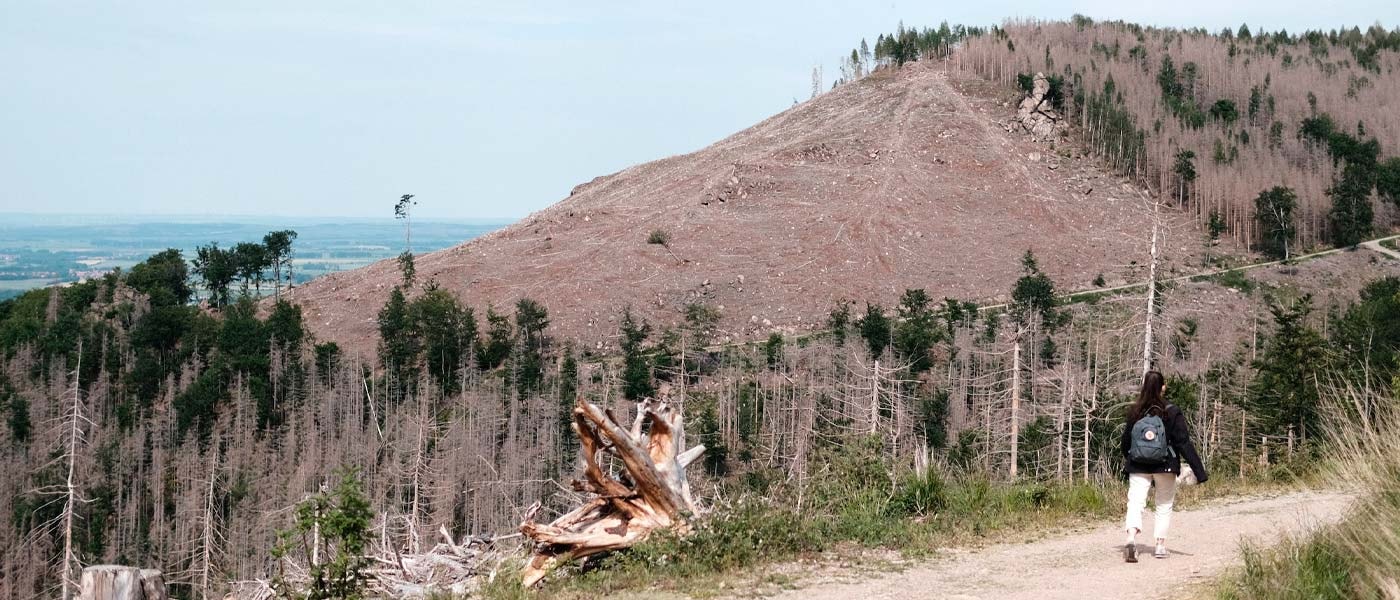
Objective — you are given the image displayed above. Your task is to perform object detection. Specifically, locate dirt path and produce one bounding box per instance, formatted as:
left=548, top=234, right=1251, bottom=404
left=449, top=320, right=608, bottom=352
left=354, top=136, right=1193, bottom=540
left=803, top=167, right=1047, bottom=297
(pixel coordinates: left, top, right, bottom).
left=761, top=490, right=1351, bottom=600
left=1363, top=239, right=1400, bottom=261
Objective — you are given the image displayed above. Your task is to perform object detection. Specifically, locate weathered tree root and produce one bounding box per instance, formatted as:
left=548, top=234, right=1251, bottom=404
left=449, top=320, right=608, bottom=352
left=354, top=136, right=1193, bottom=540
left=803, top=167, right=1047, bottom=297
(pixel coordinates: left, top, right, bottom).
left=519, top=398, right=705, bottom=587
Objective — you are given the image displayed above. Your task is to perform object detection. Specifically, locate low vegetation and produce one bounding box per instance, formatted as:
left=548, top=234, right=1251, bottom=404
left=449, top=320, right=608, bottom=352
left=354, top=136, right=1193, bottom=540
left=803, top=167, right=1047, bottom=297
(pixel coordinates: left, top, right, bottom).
left=1216, top=383, right=1400, bottom=599
left=487, top=437, right=1114, bottom=598
left=482, top=439, right=1311, bottom=598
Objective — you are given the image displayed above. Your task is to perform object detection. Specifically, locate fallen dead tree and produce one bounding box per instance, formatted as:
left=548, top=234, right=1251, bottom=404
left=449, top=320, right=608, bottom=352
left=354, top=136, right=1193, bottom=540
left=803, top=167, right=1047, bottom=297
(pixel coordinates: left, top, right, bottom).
left=234, top=524, right=518, bottom=599
left=364, top=526, right=519, bottom=598
left=233, top=397, right=705, bottom=596
left=519, top=397, right=706, bottom=587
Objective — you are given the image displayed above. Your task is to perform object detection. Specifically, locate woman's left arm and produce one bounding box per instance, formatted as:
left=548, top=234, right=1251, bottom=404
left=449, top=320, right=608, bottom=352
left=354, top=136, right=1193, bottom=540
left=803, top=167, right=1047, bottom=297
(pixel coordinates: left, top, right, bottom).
left=1171, top=409, right=1209, bottom=483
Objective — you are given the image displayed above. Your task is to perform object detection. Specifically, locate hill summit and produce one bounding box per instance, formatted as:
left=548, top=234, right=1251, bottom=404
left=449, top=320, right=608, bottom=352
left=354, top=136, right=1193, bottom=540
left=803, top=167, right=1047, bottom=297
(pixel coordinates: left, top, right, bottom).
left=288, top=63, right=1186, bottom=354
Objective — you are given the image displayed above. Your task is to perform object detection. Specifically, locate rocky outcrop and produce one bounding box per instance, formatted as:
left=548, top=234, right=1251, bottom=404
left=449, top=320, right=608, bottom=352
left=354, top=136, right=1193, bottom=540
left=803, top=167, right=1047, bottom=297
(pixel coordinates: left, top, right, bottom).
left=1015, top=72, right=1067, bottom=141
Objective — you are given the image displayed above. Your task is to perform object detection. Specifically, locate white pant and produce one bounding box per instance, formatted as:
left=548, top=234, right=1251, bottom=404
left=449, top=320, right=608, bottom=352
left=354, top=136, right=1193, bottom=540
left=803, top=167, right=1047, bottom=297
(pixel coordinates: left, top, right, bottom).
left=1124, top=472, right=1178, bottom=540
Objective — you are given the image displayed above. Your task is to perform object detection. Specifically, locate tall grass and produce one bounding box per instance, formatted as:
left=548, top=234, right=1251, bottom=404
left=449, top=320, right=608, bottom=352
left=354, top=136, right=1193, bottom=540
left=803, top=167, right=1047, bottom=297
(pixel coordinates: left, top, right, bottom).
left=1217, top=383, right=1400, bottom=599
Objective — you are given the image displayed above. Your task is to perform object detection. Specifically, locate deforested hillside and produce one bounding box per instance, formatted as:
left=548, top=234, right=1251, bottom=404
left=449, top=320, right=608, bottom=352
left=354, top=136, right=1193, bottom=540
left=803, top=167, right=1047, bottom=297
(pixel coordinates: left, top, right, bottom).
left=957, top=18, right=1400, bottom=251
left=288, top=60, right=1195, bottom=356
left=8, top=15, right=1400, bottom=600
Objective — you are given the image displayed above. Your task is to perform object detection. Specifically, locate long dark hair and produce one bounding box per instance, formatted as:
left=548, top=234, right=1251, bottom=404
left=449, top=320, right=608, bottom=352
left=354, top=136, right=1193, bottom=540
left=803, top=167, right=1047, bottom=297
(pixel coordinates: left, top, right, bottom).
left=1128, top=370, right=1168, bottom=423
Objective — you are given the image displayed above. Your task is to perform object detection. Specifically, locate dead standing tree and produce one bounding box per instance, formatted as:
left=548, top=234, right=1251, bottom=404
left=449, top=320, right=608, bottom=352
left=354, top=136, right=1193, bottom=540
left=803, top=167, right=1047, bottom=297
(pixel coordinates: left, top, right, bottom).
left=518, top=398, right=705, bottom=587
left=55, top=344, right=91, bottom=600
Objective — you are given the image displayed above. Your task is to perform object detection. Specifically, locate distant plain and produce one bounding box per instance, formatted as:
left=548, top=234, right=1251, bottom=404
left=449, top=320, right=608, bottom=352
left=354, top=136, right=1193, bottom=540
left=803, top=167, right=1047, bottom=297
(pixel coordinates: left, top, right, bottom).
left=0, top=213, right=513, bottom=300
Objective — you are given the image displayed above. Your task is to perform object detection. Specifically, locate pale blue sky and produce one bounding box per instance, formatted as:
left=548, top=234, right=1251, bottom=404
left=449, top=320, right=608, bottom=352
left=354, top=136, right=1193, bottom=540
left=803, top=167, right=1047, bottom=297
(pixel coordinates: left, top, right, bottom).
left=2, top=2, right=1395, bottom=220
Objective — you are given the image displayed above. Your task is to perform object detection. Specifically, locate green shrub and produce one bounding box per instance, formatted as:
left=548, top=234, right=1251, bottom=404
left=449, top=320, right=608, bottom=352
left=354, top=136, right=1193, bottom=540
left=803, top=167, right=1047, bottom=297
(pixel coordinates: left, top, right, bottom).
left=616, top=499, right=825, bottom=574
left=1051, top=482, right=1109, bottom=514
left=1222, top=537, right=1354, bottom=600
left=272, top=467, right=373, bottom=599
left=647, top=229, right=670, bottom=245
left=1212, top=270, right=1255, bottom=294
left=889, top=468, right=948, bottom=517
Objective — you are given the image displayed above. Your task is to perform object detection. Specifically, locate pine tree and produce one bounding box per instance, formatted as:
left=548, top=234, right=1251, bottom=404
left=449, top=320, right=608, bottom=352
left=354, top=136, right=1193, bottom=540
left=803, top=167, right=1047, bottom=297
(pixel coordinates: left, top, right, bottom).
left=1254, top=186, right=1298, bottom=259
left=514, top=298, right=550, bottom=398
left=827, top=300, right=853, bottom=346
left=411, top=286, right=475, bottom=393
left=1249, top=296, right=1324, bottom=444
left=1173, top=150, right=1197, bottom=204
left=1328, top=277, right=1400, bottom=388
left=895, top=289, right=940, bottom=373
left=1208, top=209, right=1227, bottom=241
left=619, top=307, right=653, bottom=400
left=557, top=346, right=579, bottom=460
left=1010, top=250, right=1058, bottom=330
left=377, top=287, right=419, bottom=388
left=396, top=252, right=416, bottom=289
left=857, top=303, right=891, bottom=359
left=475, top=307, right=514, bottom=371
left=763, top=333, right=784, bottom=370
left=273, top=467, right=373, bottom=600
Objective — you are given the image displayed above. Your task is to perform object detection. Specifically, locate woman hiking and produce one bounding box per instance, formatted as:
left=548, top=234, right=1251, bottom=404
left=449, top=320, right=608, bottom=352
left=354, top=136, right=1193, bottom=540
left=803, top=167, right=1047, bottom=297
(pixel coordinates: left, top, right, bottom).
left=1120, top=370, right=1208, bottom=562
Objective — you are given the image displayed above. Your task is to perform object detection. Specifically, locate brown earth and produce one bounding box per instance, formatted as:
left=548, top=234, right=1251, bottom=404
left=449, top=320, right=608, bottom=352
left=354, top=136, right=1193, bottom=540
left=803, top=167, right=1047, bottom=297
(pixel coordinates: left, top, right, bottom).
left=747, top=489, right=1352, bottom=600
left=287, top=63, right=1203, bottom=356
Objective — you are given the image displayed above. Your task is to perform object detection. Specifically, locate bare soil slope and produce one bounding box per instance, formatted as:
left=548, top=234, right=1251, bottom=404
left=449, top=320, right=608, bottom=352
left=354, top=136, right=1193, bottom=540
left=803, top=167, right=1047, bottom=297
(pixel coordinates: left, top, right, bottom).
left=757, top=490, right=1351, bottom=600
left=289, top=63, right=1195, bottom=354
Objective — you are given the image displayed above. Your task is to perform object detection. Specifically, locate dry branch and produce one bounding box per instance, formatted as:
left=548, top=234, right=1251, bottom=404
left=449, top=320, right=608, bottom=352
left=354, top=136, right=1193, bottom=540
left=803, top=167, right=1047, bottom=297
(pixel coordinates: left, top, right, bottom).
left=519, top=397, right=705, bottom=587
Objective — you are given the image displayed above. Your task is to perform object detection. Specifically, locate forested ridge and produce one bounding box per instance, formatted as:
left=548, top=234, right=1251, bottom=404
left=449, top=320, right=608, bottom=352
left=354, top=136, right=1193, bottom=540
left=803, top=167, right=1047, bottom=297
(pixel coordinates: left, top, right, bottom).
left=4, top=15, right=1400, bottom=600
left=4, top=235, right=1399, bottom=597
left=951, top=17, right=1400, bottom=254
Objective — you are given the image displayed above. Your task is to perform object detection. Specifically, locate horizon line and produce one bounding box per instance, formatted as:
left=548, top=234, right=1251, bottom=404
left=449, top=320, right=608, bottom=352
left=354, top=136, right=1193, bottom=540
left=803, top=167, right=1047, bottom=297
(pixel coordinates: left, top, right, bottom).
left=0, top=210, right=524, bottom=224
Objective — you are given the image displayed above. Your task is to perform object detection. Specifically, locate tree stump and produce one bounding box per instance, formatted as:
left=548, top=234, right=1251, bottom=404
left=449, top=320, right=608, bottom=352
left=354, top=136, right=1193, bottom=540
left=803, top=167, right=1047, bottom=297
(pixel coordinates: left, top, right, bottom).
left=519, top=398, right=705, bottom=587
left=77, top=565, right=168, bottom=600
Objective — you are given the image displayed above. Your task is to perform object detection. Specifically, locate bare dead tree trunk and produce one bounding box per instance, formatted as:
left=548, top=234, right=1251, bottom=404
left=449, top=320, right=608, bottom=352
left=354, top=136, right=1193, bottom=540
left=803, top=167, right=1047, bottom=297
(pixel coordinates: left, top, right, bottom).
left=1083, top=334, right=1101, bottom=482
left=62, top=344, right=87, bottom=600
left=869, top=360, right=880, bottom=435
left=1239, top=410, right=1248, bottom=478
left=1010, top=336, right=1021, bottom=480
left=519, top=398, right=705, bottom=587
left=198, top=447, right=218, bottom=600
left=1142, top=205, right=1161, bottom=376
left=407, top=391, right=433, bottom=553
left=1208, top=384, right=1221, bottom=460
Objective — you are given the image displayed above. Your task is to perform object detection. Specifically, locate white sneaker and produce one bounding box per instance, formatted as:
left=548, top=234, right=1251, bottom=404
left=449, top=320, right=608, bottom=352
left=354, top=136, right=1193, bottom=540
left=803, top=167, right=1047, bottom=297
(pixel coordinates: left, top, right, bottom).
left=1154, top=543, right=1168, bottom=559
